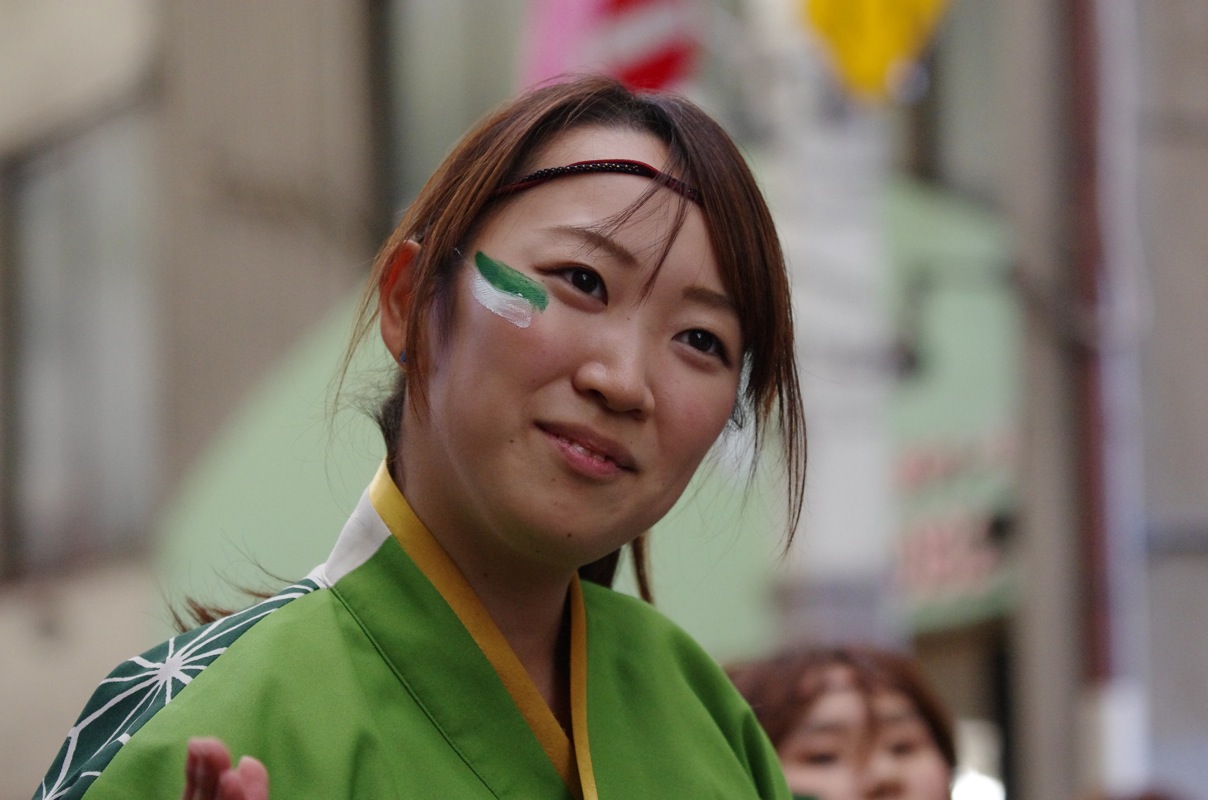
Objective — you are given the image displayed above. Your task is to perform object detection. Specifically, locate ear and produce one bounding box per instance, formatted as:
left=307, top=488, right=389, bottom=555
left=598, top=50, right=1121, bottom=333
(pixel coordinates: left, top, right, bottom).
left=379, top=239, right=421, bottom=360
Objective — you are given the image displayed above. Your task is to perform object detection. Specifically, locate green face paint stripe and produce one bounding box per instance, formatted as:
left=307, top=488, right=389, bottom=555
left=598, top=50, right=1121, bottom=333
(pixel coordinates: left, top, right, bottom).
left=474, top=251, right=548, bottom=312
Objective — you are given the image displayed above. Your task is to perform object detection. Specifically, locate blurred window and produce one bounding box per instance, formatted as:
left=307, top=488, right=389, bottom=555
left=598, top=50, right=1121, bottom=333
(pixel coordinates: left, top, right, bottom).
left=1, top=108, right=159, bottom=577
left=381, top=0, right=526, bottom=206
left=890, top=0, right=1004, bottom=204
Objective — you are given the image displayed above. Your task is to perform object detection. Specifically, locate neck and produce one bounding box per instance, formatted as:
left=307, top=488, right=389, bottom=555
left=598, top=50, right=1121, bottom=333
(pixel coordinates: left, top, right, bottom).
left=390, top=457, right=575, bottom=731
left=439, top=528, right=577, bottom=732
left=475, top=575, right=574, bottom=731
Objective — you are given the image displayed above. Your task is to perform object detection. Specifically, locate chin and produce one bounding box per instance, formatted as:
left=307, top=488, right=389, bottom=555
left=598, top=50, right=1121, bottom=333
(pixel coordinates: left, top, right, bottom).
left=522, top=523, right=638, bottom=573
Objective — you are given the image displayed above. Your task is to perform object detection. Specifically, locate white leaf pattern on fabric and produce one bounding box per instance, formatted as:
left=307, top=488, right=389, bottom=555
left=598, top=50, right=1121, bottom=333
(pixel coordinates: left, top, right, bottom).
left=34, top=580, right=318, bottom=800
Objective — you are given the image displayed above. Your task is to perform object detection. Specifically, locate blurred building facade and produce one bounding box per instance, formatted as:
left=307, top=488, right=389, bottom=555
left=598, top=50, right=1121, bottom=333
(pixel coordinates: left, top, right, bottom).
left=1, top=2, right=1207, bottom=799
left=0, top=0, right=383, bottom=793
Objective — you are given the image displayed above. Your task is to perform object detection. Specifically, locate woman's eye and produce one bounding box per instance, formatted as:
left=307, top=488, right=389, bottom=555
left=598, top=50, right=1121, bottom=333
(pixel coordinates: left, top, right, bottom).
left=802, top=751, right=839, bottom=767
left=678, top=329, right=728, bottom=362
left=888, top=739, right=919, bottom=756
left=566, top=267, right=605, bottom=300
left=784, top=745, right=840, bottom=767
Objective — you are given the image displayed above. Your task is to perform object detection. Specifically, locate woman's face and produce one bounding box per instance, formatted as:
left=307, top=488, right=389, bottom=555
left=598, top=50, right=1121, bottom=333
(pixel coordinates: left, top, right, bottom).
left=395, top=125, right=742, bottom=581
left=778, top=667, right=951, bottom=800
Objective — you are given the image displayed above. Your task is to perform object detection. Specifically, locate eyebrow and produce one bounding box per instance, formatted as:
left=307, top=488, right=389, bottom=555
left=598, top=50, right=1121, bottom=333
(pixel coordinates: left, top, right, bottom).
left=547, top=224, right=638, bottom=267
left=877, top=710, right=925, bottom=728
left=684, top=285, right=736, bottom=314
left=798, top=720, right=852, bottom=736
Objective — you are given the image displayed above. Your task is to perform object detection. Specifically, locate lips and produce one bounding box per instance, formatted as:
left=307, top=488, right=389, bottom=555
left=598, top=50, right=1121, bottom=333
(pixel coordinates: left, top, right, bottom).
left=537, top=422, right=638, bottom=473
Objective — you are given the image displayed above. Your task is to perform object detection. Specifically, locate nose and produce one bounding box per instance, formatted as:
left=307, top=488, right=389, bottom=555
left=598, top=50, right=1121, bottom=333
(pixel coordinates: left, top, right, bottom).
left=571, top=327, right=656, bottom=417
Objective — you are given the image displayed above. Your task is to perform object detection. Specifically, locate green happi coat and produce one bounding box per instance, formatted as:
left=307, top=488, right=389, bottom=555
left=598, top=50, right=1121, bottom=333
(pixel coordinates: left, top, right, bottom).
left=35, top=465, right=790, bottom=800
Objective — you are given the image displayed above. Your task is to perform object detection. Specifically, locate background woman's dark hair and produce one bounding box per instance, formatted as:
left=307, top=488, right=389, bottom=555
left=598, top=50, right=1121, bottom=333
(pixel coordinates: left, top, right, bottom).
left=727, top=646, right=958, bottom=770
left=338, top=74, right=807, bottom=602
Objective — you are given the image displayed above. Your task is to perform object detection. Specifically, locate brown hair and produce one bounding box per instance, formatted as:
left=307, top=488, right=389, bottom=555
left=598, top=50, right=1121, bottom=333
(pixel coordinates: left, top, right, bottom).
left=340, top=74, right=806, bottom=599
left=727, top=646, right=957, bottom=769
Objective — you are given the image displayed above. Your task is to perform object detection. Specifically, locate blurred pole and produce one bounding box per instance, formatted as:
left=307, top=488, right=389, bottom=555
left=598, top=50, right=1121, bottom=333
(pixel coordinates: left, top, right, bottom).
left=1069, top=0, right=1153, bottom=793
left=999, top=0, right=1084, bottom=796
left=0, top=172, right=18, bottom=579
left=752, top=1, right=901, bottom=648
left=1079, top=0, right=1153, bottom=793
left=1068, top=0, right=1111, bottom=691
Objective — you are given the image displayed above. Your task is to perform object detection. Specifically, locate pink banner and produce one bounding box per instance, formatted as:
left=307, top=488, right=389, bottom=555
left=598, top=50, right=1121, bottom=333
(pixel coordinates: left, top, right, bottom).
left=519, top=0, right=699, bottom=91
left=520, top=0, right=606, bottom=88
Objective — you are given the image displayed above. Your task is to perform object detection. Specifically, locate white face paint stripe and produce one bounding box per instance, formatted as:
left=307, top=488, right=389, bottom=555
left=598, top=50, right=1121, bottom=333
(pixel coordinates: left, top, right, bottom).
left=470, top=268, right=534, bottom=328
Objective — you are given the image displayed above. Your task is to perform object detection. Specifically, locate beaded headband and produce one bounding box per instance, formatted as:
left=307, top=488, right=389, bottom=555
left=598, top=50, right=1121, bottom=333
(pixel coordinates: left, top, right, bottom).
left=491, top=159, right=701, bottom=204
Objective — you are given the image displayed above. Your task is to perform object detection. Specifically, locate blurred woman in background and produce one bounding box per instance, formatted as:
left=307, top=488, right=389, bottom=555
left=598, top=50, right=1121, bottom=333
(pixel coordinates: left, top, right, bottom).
left=728, top=647, right=956, bottom=800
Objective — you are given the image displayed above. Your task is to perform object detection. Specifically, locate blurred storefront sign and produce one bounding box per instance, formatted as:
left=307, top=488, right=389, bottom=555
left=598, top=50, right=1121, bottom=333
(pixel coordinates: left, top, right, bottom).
left=893, top=433, right=1016, bottom=629
left=884, top=178, right=1020, bottom=633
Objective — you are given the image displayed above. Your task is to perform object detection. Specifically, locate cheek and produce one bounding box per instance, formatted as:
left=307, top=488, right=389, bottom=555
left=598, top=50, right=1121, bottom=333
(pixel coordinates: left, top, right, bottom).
left=907, top=757, right=952, bottom=795
left=661, top=384, right=738, bottom=461
left=453, top=298, right=556, bottom=382
left=781, top=763, right=858, bottom=799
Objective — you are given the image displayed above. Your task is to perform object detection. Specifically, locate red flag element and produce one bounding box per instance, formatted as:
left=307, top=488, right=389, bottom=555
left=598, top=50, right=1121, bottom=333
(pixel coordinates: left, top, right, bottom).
left=521, top=0, right=700, bottom=92
left=614, top=37, right=696, bottom=90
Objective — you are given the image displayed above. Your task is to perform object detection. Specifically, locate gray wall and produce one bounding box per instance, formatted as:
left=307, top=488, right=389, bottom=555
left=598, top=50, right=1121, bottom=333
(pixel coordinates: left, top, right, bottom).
left=1138, top=3, right=1208, bottom=793
left=158, top=0, right=379, bottom=490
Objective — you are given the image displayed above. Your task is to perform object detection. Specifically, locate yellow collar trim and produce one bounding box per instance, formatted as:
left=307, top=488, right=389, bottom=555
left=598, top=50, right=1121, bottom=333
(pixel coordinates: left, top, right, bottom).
left=368, top=463, right=597, bottom=800
left=568, top=578, right=597, bottom=800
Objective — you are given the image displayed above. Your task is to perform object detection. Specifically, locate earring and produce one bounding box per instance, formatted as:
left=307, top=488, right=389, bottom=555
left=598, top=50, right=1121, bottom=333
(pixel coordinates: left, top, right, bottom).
left=398, top=350, right=407, bottom=365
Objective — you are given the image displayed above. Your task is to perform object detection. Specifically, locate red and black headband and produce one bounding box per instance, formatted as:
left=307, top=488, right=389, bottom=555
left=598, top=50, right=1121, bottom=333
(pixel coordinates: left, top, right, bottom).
left=491, top=159, right=701, bottom=204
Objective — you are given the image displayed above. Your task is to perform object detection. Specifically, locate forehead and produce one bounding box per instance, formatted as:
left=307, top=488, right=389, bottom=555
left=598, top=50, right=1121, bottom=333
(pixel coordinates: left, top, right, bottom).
left=476, top=128, right=714, bottom=275
left=803, top=684, right=872, bottom=729
left=801, top=672, right=922, bottom=733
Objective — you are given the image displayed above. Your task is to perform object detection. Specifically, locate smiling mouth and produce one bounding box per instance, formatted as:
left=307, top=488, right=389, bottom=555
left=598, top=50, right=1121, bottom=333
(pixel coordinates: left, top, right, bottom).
left=538, top=424, right=637, bottom=473
left=557, top=435, right=615, bottom=465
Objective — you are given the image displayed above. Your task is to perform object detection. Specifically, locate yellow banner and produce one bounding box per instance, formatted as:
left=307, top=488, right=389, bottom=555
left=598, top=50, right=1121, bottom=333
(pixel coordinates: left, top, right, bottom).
left=802, top=0, right=951, bottom=101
